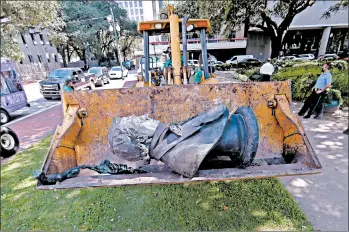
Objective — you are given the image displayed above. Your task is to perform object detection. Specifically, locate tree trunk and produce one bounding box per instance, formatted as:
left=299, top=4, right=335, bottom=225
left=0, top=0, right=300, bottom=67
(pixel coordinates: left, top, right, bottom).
left=243, top=17, right=250, bottom=38
left=61, top=44, right=68, bottom=67
left=67, top=45, right=72, bottom=63
left=270, top=36, right=282, bottom=58
left=339, top=30, right=347, bottom=51
left=83, top=49, right=87, bottom=67
left=114, top=50, right=120, bottom=65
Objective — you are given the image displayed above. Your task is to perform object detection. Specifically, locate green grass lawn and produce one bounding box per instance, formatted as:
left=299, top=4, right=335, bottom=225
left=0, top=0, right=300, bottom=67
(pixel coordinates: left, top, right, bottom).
left=1, top=137, right=313, bottom=231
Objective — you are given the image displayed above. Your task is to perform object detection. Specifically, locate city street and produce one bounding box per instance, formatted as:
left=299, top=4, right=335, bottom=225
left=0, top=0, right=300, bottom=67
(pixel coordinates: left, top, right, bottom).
left=2, top=71, right=137, bottom=155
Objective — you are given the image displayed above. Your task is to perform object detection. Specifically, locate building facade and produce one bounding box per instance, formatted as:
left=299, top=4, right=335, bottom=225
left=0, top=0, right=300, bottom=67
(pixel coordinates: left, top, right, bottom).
left=118, top=0, right=163, bottom=22
left=14, top=28, right=61, bottom=81
left=247, top=1, right=348, bottom=60
left=136, top=1, right=347, bottom=62
left=17, top=28, right=60, bottom=66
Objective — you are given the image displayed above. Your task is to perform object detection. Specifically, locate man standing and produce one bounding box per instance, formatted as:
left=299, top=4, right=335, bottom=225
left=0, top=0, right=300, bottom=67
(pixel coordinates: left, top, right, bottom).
left=259, top=58, right=274, bottom=81
left=298, top=62, right=332, bottom=119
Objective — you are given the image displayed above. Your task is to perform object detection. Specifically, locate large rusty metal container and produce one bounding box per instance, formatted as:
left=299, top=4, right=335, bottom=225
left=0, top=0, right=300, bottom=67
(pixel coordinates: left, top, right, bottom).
left=37, top=81, right=321, bottom=189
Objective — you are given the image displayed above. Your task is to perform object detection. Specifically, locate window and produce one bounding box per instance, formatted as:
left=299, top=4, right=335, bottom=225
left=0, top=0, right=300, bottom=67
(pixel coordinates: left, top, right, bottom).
left=46, top=53, right=50, bottom=63
left=139, top=0, right=142, bottom=7
left=231, top=31, right=236, bottom=39
left=54, top=55, right=58, bottom=63
left=30, top=33, right=36, bottom=45
left=28, top=55, right=33, bottom=63
left=140, top=9, right=143, bottom=14
left=135, top=9, right=139, bottom=16
left=125, top=1, right=128, bottom=7
left=21, top=34, right=26, bottom=44
left=37, top=55, right=43, bottom=63
left=88, top=68, right=102, bottom=75
left=39, top=34, right=45, bottom=44
left=130, top=1, right=133, bottom=7
left=1, top=73, right=19, bottom=93
left=134, top=1, right=137, bottom=6
left=0, top=77, right=11, bottom=96
left=49, top=69, right=72, bottom=78
left=141, top=16, right=144, bottom=21
left=131, top=9, right=134, bottom=15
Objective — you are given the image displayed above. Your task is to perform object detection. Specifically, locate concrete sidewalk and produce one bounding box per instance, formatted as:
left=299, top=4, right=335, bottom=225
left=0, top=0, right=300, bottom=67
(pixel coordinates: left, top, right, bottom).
left=280, top=102, right=348, bottom=231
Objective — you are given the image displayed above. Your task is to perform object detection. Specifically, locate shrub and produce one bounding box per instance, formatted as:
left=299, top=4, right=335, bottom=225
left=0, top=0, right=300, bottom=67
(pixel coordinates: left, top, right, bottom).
left=236, top=67, right=260, bottom=77
left=331, top=60, right=348, bottom=70
left=324, top=89, right=343, bottom=105
left=273, top=64, right=348, bottom=107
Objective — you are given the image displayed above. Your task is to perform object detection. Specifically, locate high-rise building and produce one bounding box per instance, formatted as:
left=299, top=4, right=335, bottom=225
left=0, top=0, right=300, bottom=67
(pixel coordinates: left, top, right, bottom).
left=118, top=0, right=163, bottom=22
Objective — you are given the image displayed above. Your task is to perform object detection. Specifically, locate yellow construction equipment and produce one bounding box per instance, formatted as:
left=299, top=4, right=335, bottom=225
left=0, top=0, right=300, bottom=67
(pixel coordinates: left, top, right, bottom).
left=136, top=5, right=218, bottom=86
left=37, top=5, right=321, bottom=189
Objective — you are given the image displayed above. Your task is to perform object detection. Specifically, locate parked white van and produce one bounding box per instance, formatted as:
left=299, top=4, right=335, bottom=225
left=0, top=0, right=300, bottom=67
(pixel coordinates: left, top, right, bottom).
left=226, top=55, right=253, bottom=65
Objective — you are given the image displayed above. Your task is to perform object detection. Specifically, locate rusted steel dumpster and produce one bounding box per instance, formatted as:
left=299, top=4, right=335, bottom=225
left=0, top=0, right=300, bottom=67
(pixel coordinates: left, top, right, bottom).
left=36, top=80, right=321, bottom=189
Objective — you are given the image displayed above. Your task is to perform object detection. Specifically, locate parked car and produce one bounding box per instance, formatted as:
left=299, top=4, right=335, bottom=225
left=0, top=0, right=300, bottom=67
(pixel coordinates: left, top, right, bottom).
left=294, top=54, right=315, bottom=61
left=87, top=67, right=110, bottom=87
left=0, top=126, right=19, bottom=157
left=211, top=61, right=224, bottom=66
left=279, top=56, right=296, bottom=61
left=226, top=55, right=253, bottom=65
left=237, top=58, right=262, bottom=68
left=1, top=58, right=30, bottom=124
left=211, top=61, right=232, bottom=71
left=39, top=68, right=96, bottom=100
left=123, top=60, right=136, bottom=70
left=318, top=53, right=339, bottom=61
left=188, top=59, right=200, bottom=67
left=109, top=66, right=128, bottom=79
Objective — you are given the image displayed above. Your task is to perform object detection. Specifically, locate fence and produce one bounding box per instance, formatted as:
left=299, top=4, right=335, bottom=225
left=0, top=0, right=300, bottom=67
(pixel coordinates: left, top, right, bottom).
left=15, top=62, right=62, bottom=82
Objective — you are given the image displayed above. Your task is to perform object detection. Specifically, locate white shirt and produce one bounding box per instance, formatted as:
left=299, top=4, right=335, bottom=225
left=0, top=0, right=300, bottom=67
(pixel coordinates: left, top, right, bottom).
left=260, top=62, right=275, bottom=75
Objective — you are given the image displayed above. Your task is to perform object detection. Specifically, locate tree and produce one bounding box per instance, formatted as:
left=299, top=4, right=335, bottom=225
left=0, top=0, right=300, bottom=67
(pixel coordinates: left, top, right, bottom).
left=59, top=0, right=138, bottom=66
left=120, top=35, right=141, bottom=60
left=161, top=0, right=262, bottom=37
left=251, top=0, right=316, bottom=58
left=322, top=0, right=348, bottom=18
left=0, top=0, right=65, bottom=61
left=119, top=20, right=139, bottom=60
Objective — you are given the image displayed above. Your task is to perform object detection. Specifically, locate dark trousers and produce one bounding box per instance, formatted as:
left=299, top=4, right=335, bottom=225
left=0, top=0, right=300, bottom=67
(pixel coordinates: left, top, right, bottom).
left=261, top=74, right=271, bottom=82
left=299, top=89, right=326, bottom=116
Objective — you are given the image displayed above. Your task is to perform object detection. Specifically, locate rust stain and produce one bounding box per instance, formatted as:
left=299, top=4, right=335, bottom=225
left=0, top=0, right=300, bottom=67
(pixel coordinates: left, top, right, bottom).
left=46, top=81, right=317, bottom=175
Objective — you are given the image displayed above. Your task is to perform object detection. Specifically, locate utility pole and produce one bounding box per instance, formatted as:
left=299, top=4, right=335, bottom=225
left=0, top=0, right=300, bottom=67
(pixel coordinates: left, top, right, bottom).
left=109, top=7, right=123, bottom=67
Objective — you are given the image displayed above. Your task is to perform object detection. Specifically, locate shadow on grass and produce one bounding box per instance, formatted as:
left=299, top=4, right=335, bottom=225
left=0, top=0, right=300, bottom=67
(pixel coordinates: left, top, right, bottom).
left=1, top=136, right=313, bottom=231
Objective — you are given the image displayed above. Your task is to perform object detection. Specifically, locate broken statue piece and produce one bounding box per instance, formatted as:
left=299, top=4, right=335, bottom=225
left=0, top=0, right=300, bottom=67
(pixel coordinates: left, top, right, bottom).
left=108, top=115, right=159, bottom=162
left=108, top=103, right=260, bottom=178
left=34, top=160, right=146, bottom=185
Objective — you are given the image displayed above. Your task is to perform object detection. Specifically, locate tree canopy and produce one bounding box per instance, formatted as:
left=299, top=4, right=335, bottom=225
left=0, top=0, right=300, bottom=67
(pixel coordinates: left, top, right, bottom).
left=0, top=0, right=64, bottom=60
left=322, top=0, right=348, bottom=18
left=0, top=0, right=139, bottom=63
left=59, top=0, right=138, bottom=65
